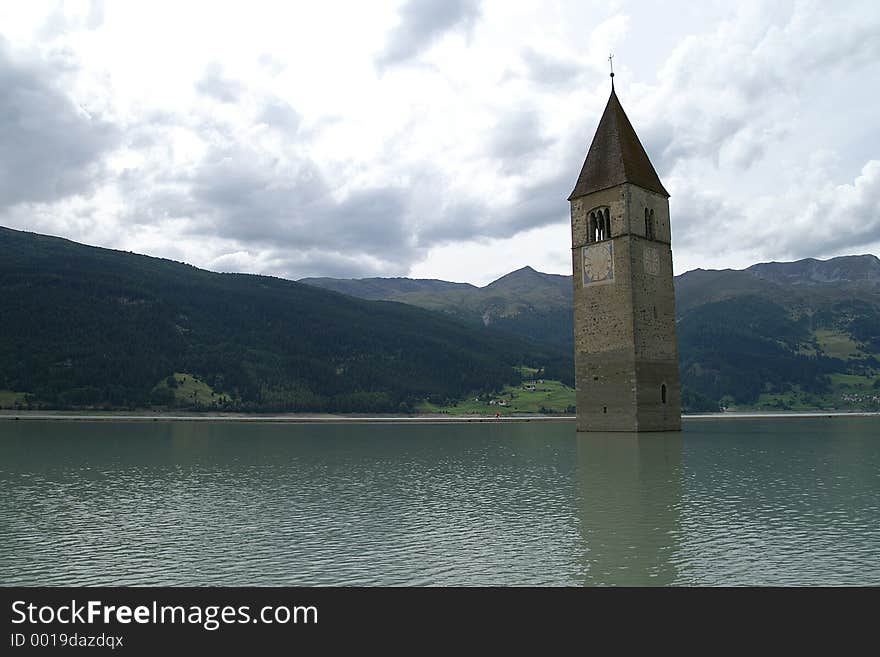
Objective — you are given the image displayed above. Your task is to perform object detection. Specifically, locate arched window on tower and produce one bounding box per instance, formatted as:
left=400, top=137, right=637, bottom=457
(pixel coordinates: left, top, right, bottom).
left=661, top=384, right=667, bottom=404
left=645, top=208, right=655, bottom=240
left=589, top=207, right=611, bottom=242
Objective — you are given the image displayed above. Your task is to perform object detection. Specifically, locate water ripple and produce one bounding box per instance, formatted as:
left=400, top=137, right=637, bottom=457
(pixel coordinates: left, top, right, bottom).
left=1, top=417, right=878, bottom=586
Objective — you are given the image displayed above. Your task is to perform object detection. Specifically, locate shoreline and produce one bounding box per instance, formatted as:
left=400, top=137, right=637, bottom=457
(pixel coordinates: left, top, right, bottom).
left=683, top=410, right=880, bottom=420
left=1, top=410, right=878, bottom=424
left=0, top=411, right=570, bottom=424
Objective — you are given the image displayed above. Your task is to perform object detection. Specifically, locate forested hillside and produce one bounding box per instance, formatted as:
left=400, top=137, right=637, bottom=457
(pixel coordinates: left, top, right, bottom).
left=0, top=227, right=571, bottom=412
left=304, top=266, right=574, bottom=348
left=3, top=224, right=877, bottom=414
left=675, top=258, right=880, bottom=410
left=304, top=255, right=880, bottom=412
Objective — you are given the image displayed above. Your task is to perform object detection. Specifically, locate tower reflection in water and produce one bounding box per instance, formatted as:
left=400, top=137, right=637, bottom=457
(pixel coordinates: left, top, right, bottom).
left=575, top=432, right=683, bottom=586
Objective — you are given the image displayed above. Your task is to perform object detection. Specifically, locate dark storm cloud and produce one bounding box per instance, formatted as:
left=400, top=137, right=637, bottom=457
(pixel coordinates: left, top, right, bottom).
left=0, top=38, right=119, bottom=210
left=195, top=62, right=243, bottom=103
left=375, top=0, right=481, bottom=71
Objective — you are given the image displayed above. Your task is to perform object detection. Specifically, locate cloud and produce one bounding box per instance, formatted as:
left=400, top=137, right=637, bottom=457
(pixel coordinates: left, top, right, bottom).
left=1, top=2, right=878, bottom=284
left=639, top=2, right=880, bottom=177
left=257, top=52, right=286, bottom=76
left=766, top=159, right=880, bottom=260
left=210, top=248, right=389, bottom=280
left=0, top=37, right=119, bottom=210
left=669, top=158, right=880, bottom=272
left=115, top=123, right=421, bottom=277
left=375, top=0, right=481, bottom=71
left=39, top=0, right=105, bottom=38
left=258, top=97, right=301, bottom=132
left=416, top=167, right=572, bottom=244
left=519, top=47, right=585, bottom=89
left=195, top=62, right=243, bottom=103
left=488, top=107, right=553, bottom=172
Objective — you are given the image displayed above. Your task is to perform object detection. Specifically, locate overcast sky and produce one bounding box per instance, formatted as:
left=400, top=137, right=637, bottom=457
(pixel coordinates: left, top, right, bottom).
left=1, top=0, right=878, bottom=285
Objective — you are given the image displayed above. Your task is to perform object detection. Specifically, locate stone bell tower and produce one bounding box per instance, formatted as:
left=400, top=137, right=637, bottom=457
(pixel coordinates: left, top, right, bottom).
left=569, top=77, right=681, bottom=432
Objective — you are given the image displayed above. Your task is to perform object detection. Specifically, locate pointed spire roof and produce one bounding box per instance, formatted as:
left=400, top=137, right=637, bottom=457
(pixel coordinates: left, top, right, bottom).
left=568, top=87, right=669, bottom=200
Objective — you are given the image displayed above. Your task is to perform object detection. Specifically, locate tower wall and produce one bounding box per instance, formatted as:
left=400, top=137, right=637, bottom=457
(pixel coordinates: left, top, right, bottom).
left=628, top=186, right=681, bottom=430
left=571, top=183, right=681, bottom=431
left=572, top=186, right=635, bottom=431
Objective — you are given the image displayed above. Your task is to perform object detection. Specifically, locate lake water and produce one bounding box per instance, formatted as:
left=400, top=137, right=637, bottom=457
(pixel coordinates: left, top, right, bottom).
left=1, top=417, right=878, bottom=586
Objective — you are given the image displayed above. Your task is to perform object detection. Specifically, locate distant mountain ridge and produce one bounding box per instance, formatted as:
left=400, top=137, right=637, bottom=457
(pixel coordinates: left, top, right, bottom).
left=746, top=254, right=880, bottom=285
left=302, top=254, right=880, bottom=330
left=298, top=276, right=476, bottom=300
left=304, top=254, right=880, bottom=299
left=302, top=265, right=574, bottom=346
left=302, top=254, right=880, bottom=411
left=302, top=265, right=570, bottom=318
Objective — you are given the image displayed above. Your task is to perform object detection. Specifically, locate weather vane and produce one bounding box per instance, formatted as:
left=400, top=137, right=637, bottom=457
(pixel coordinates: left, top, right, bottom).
left=609, top=53, right=615, bottom=88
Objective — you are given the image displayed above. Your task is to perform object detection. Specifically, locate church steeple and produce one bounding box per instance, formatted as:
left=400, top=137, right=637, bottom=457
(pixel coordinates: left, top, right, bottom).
left=568, top=70, right=681, bottom=432
left=568, top=88, right=669, bottom=200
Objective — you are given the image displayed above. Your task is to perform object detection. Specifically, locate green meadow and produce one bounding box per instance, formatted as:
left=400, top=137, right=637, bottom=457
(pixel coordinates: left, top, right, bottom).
left=0, top=390, right=27, bottom=409
left=418, top=367, right=576, bottom=415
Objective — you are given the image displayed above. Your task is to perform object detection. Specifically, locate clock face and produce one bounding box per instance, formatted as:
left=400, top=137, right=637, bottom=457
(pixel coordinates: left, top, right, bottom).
left=583, top=242, right=614, bottom=285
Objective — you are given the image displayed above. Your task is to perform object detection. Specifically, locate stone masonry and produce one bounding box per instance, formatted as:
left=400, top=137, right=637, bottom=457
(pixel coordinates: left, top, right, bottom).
left=569, top=87, right=682, bottom=432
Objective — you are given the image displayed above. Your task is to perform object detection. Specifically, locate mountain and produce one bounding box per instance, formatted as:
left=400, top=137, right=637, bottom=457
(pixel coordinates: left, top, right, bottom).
left=675, top=255, right=880, bottom=409
left=302, top=255, right=880, bottom=412
left=747, top=255, right=880, bottom=285
left=3, top=224, right=877, bottom=414
left=297, top=276, right=476, bottom=300
left=0, top=227, right=571, bottom=412
left=304, top=266, right=575, bottom=347
left=674, top=255, right=880, bottom=312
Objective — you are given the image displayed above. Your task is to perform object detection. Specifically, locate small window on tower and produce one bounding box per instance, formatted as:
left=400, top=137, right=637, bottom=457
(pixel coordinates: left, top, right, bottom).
left=661, top=384, right=667, bottom=404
